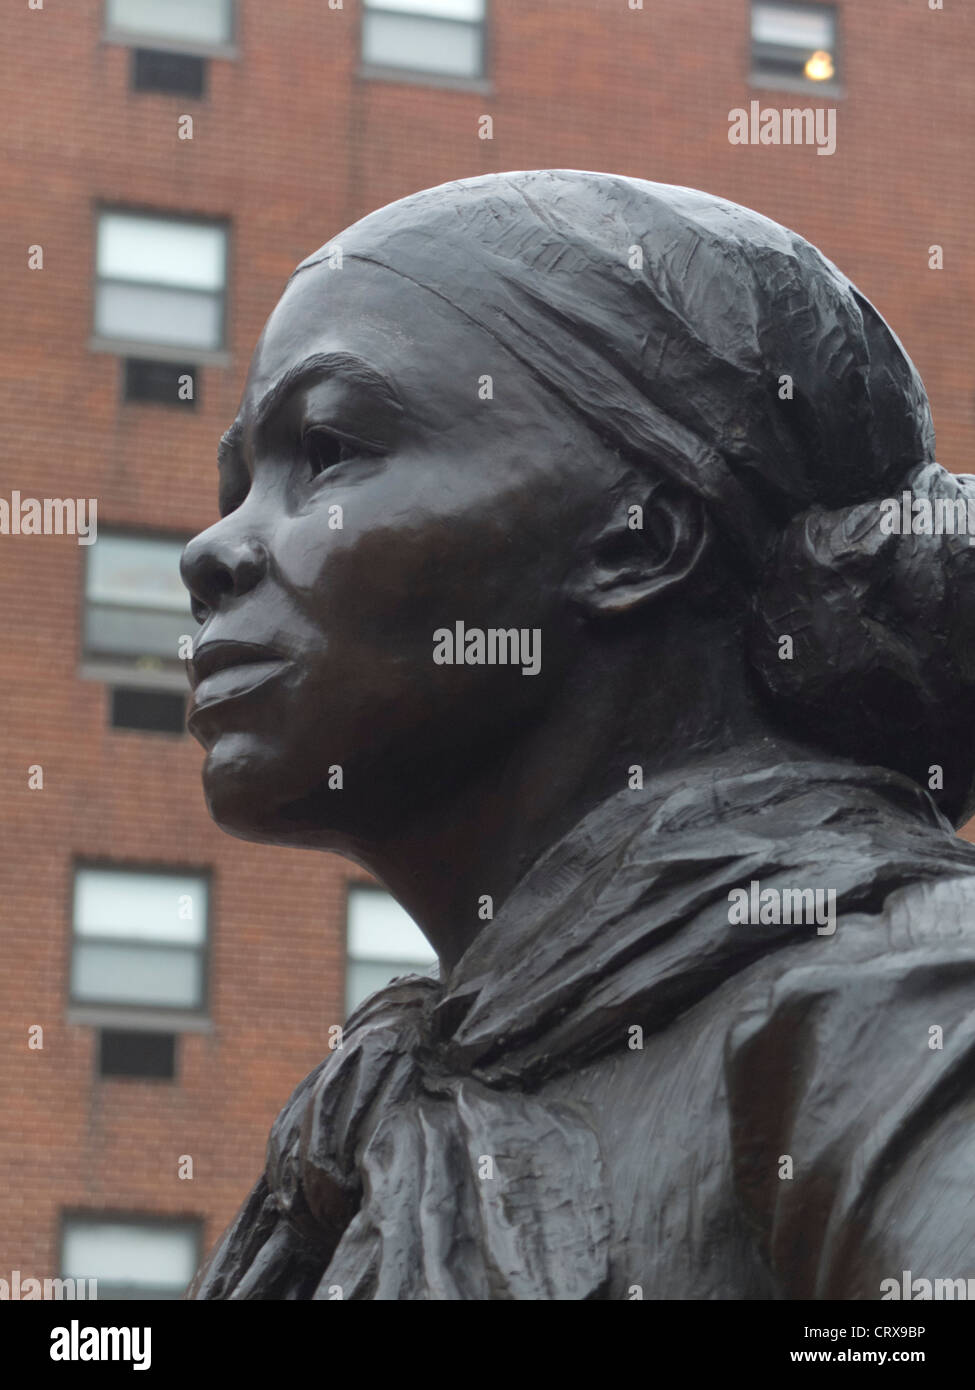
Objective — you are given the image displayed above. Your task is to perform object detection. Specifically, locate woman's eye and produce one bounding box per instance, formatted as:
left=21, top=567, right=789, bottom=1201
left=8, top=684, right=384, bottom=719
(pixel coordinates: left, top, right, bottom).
left=303, top=429, right=357, bottom=478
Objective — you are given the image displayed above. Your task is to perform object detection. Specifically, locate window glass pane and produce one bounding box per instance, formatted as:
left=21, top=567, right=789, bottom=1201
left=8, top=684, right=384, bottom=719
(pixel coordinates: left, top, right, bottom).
left=72, top=942, right=203, bottom=1007
left=132, top=47, right=206, bottom=98
left=111, top=687, right=187, bottom=735
left=366, top=0, right=483, bottom=18
left=97, top=214, right=226, bottom=291
left=63, top=1219, right=197, bottom=1293
left=346, top=888, right=438, bottom=1016
left=347, top=888, right=436, bottom=964
left=123, top=356, right=200, bottom=407
left=347, top=959, right=437, bottom=1014
left=95, top=283, right=222, bottom=350
left=74, top=868, right=207, bottom=944
left=99, top=1028, right=176, bottom=1079
left=85, top=605, right=191, bottom=662
left=363, top=13, right=481, bottom=76
left=752, top=3, right=833, bottom=49
left=87, top=533, right=190, bottom=611
left=106, top=0, right=232, bottom=47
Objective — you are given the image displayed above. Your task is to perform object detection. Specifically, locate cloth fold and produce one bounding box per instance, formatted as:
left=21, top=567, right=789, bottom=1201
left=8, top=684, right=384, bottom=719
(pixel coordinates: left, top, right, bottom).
left=189, top=753, right=975, bottom=1300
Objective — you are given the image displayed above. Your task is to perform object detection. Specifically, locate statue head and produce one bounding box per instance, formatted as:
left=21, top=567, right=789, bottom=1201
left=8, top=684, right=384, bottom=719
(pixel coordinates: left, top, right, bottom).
left=181, top=170, right=975, bottom=883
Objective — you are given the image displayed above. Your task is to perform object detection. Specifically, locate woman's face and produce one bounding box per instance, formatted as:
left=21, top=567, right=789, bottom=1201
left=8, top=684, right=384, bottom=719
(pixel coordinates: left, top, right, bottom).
left=181, top=249, right=622, bottom=848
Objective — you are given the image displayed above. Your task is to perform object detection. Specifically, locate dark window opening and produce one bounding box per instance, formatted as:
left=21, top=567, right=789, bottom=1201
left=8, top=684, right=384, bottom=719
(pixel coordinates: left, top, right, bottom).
left=110, top=686, right=186, bottom=734
left=99, top=1029, right=177, bottom=1079
left=754, top=45, right=825, bottom=83
left=123, top=357, right=198, bottom=408
left=132, top=48, right=207, bottom=98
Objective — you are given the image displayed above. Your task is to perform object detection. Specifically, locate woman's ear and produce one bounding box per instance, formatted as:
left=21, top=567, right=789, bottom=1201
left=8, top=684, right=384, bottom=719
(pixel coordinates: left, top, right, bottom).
left=568, top=481, right=713, bottom=619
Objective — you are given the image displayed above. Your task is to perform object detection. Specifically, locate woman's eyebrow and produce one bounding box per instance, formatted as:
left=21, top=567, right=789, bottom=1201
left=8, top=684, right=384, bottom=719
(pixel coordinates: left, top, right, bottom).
left=217, top=350, right=402, bottom=472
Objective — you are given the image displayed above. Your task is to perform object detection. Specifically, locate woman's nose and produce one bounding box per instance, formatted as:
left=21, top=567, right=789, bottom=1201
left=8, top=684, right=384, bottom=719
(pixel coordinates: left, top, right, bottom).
left=180, top=522, right=270, bottom=622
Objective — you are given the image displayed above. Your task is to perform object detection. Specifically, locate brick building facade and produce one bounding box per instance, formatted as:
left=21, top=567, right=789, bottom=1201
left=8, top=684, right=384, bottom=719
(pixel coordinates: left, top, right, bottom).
left=1, top=0, right=970, bottom=1296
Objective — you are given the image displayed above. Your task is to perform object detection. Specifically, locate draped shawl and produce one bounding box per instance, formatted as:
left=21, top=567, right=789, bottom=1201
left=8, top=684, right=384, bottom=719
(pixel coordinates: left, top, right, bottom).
left=188, top=754, right=975, bottom=1300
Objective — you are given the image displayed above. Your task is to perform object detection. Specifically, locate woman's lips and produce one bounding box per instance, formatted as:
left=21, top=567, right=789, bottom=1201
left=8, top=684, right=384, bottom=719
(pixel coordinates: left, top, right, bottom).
left=188, top=641, right=291, bottom=715
left=191, top=659, right=288, bottom=710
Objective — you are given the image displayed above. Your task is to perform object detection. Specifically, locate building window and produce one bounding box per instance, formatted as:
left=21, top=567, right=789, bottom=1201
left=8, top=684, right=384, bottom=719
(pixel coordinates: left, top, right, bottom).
left=750, top=2, right=838, bottom=88
left=104, top=0, right=234, bottom=54
left=109, top=686, right=186, bottom=734
left=362, top=0, right=486, bottom=80
left=94, top=210, right=228, bottom=355
left=99, top=1028, right=177, bottom=1079
left=346, top=886, right=438, bottom=1015
left=122, top=356, right=199, bottom=409
left=83, top=531, right=196, bottom=711
left=131, top=47, right=207, bottom=97
left=70, top=866, right=209, bottom=1017
left=61, top=1216, right=200, bottom=1299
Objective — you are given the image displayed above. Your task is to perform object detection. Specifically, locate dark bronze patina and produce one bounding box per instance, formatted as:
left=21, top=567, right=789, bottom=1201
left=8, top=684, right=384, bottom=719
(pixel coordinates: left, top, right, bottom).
left=181, top=172, right=975, bottom=1300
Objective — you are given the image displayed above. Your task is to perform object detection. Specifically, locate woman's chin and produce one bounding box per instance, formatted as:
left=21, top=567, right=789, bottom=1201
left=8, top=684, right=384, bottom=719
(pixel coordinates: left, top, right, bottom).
left=199, top=739, right=354, bottom=848
left=199, top=737, right=288, bottom=839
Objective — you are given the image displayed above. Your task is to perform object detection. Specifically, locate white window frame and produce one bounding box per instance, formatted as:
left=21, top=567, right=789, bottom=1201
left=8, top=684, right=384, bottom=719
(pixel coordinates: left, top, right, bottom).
left=345, top=884, right=438, bottom=1016
left=750, top=1, right=841, bottom=95
left=360, top=0, right=489, bottom=85
left=91, top=207, right=231, bottom=366
left=61, top=1214, right=202, bottom=1300
left=80, top=528, right=197, bottom=693
left=103, top=0, right=237, bottom=59
left=68, top=864, right=211, bottom=1029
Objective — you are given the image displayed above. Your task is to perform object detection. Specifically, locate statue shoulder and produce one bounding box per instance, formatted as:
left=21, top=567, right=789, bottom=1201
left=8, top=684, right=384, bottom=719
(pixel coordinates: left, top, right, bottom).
left=724, top=870, right=975, bottom=1297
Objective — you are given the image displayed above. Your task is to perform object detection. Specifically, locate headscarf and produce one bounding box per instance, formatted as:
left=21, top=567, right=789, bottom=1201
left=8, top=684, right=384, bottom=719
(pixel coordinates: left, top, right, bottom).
left=295, top=170, right=934, bottom=578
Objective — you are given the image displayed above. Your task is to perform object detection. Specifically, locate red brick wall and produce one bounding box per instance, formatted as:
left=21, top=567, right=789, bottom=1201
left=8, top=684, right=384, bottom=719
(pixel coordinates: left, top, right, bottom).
left=1, top=0, right=970, bottom=1281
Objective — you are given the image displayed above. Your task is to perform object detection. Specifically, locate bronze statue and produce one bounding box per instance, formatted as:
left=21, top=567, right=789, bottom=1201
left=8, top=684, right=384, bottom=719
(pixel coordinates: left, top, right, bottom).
left=181, top=171, right=975, bottom=1300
